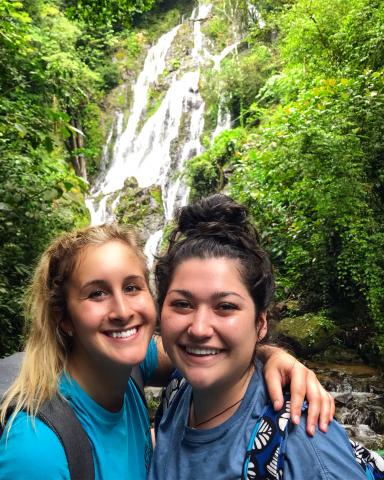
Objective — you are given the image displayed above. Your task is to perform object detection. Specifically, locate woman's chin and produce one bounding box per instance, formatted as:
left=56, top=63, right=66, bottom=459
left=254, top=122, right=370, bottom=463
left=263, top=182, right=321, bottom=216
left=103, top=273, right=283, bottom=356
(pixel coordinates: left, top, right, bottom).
left=182, top=372, right=219, bottom=391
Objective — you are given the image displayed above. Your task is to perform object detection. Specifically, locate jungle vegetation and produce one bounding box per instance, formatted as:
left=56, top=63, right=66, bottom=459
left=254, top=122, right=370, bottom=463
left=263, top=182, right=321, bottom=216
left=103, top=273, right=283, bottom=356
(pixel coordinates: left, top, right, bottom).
left=1, top=0, right=383, bottom=363
left=187, top=0, right=384, bottom=361
left=0, top=0, right=159, bottom=354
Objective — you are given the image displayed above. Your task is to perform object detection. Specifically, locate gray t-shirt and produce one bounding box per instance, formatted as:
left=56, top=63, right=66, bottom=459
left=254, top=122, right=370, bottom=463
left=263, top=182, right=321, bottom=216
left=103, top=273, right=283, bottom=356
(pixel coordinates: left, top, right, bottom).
left=149, top=363, right=366, bottom=479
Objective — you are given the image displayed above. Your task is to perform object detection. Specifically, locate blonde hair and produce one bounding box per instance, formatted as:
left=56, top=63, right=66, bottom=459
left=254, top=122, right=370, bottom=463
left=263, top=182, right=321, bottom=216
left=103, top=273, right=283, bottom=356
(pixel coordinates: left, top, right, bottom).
left=0, top=223, right=147, bottom=427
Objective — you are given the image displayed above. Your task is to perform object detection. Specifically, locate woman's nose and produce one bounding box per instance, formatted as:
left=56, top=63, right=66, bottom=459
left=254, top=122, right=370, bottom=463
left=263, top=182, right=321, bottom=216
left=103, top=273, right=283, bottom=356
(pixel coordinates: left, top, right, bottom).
left=108, top=293, right=133, bottom=322
left=187, top=307, right=214, bottom=339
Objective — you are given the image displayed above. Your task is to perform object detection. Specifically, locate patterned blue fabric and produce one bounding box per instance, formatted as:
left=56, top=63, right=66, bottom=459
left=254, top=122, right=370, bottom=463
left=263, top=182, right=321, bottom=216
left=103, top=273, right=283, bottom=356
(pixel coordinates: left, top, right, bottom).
left=242, top=400, right=291, bottom=479
left=350, top=441, right=384, bottom=479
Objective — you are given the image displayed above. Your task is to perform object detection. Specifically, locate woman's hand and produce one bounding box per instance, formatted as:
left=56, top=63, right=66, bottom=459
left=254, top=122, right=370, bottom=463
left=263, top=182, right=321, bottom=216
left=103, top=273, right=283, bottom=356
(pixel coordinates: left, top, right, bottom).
left=257, top=345, right=335, bottom=436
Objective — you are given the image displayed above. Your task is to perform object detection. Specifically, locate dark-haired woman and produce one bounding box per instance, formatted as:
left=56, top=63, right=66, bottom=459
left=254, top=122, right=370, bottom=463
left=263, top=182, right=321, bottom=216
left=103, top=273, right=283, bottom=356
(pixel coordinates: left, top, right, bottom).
left=149, top=194, right=373, bottom=479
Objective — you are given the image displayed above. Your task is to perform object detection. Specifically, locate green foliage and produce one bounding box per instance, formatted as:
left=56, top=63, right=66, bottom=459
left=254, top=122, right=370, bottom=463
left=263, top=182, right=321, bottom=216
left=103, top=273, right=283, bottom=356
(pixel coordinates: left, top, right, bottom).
left=230, top=73, right=384, bottom=340
left=63, top=0, right=157, bottom=30
left=114, top=179, right=163, bottom=231
left=144, top=75, right=168, bottom=123
left=219, top=45, right=277, bottom=125
left=0, top=150, right=89, bottom=355
left=133, top=0, right=193, bottom=42
left=122, top=30, right=147, bottom=73
left=186, top=129, right=246, bottom=201
left=201, top=15, right=228, bottom=52
left=186, top=0, right=384, bottom=361
left=80, top=102, right=104, bottom=179
left=0, top=0, right=108, bottom=355
left=278, top=0, right=384, bottom=76
left=199, top=69, right=221, bottom=135
left=276, top=312, right=337, bottom=354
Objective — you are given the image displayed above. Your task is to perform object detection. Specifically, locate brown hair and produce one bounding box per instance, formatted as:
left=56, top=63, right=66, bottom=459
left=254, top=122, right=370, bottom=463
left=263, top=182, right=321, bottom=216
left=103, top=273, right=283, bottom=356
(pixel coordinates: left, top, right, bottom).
left=155, top=194, right=275, bottom=316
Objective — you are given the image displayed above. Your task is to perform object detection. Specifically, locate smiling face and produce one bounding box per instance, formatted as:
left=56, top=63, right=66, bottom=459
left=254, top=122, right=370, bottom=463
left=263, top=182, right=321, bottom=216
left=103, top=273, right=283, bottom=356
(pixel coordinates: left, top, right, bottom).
left=63, top=240, right=156, bottom=376
left=161, top=257, right=267, bottom=392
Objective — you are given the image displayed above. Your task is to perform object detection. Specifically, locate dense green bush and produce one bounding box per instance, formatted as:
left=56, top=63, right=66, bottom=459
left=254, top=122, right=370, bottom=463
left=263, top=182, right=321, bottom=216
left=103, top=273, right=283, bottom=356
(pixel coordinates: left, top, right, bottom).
left=0, top=0, right=162, bottom=355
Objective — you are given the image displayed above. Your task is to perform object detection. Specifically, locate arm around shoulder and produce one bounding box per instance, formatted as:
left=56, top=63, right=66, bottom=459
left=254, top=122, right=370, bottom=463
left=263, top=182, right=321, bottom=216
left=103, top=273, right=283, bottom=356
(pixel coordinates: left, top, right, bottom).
left=0, top=412, right=70, bottom=480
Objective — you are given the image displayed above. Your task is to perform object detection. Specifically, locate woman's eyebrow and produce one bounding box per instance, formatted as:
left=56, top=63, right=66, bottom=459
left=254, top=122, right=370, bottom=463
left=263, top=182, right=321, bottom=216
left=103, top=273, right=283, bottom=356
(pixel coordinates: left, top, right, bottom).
left=81, top=279, right=108, bottom=289
left=211, top=291, right=243, bottom=300
left=82, top=275, right=144, bottom=289
left=123, top=275, right=145, bottom=282
left=168, top=289, right=243, bottom=300
left=167, top=289, right=193, bottom=299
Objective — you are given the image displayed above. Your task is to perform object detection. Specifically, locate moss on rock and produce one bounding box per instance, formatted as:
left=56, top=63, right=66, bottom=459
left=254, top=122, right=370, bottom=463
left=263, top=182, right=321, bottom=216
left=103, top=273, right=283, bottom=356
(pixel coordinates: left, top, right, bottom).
left=115, top=178, right=164, bottom=243
left=276, top=312, right=338, bottom=356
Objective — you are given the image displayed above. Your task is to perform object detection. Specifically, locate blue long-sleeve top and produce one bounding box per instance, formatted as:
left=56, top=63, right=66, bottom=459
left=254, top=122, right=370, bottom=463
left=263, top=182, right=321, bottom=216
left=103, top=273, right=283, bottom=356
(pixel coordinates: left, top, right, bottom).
left=149, top=361, right=366, bottom=479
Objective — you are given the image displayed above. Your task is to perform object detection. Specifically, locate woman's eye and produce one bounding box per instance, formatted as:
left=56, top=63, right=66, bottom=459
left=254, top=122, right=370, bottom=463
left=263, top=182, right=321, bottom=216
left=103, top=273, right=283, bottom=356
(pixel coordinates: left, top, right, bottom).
left=89, top=290, right=107, bottom=300
left=171, top=300, right=192, bottom=310
left=124, top=284, right=140, bottom=293
left=217, top=303, right=237, bottom=312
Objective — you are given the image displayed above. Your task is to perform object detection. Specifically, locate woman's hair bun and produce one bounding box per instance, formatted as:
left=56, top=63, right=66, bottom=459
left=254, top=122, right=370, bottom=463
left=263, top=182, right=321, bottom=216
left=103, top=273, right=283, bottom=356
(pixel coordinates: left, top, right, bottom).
left=156, top=194, right=274, bottom=313
left=177, top=194, right=248, bottom=236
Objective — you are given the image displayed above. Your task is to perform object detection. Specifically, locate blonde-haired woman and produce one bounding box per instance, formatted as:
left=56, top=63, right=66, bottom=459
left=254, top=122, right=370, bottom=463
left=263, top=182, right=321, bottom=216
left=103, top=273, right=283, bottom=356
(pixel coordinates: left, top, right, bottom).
left=0, top=224, right=333, bottom=479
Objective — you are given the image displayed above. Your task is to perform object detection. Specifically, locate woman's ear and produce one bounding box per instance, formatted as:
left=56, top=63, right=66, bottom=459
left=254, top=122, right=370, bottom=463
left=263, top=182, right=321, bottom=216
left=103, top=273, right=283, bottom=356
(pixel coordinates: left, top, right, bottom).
left=54, top=307, right=74, bottom=338
left=256, top=311, right=268, bottom=342
left=60, top=318, right=74, bottom=337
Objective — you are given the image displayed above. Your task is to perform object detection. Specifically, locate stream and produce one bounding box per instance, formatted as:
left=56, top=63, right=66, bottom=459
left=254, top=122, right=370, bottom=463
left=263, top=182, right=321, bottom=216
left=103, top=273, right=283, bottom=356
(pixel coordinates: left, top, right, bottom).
left=309, top=362, right=384, bottom=451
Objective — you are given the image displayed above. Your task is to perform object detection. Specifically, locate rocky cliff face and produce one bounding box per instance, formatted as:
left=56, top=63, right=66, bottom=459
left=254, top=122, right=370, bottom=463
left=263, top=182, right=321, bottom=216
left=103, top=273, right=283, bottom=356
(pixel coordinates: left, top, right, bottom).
left=86, top=2, right=242, bottom=257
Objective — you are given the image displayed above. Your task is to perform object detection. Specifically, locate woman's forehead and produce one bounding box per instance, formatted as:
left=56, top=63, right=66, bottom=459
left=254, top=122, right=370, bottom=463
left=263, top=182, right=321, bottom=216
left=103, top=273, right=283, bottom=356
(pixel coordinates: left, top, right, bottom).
left=70, top=241, right=146, bottom=283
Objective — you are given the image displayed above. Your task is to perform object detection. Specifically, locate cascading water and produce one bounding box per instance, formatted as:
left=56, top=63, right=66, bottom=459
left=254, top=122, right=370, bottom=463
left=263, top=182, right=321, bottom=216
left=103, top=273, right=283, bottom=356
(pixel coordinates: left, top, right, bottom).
left=86, top=24, right=181, bottom=225
left=309, top=362, right=384, bottom=450
left=86, top=3, right=239, bottom=260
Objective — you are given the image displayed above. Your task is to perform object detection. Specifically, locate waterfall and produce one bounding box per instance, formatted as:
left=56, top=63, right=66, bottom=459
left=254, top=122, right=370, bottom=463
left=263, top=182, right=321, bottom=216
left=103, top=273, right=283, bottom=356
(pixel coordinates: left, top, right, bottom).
left=144, top=229, right=163, bottom=268
left=87, top=3, right=238, bottom=258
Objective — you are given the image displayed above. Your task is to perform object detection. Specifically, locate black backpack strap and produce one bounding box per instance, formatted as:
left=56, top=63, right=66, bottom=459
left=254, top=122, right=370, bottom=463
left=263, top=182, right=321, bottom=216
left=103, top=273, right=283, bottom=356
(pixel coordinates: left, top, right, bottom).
left=38, top=396, right=94, bottom=480
left=1, top=396, right=94, bottom=480
left=130, top=365, right=147, bottom=407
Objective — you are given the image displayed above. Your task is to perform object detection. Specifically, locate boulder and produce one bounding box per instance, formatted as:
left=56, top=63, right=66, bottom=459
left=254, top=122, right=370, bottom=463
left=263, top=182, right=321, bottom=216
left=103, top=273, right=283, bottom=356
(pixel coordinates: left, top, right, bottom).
left=275, top=312, right=337, bottom=356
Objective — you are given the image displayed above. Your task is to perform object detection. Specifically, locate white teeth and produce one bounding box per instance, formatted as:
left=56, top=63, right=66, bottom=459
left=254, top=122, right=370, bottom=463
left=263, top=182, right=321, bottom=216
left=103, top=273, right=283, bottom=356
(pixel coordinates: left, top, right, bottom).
left=108, top=328, right=137, bottom=339
left=186, top=346, right=221, bottom=355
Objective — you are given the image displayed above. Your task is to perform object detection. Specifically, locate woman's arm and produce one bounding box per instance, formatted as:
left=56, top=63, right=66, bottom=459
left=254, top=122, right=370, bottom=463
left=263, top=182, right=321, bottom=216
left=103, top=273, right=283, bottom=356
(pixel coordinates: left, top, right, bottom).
left=148, top=337, right=335, bottom=433
left=257, top=345, right=335, bottom=435
left=146, top=335, right=174, bottom=387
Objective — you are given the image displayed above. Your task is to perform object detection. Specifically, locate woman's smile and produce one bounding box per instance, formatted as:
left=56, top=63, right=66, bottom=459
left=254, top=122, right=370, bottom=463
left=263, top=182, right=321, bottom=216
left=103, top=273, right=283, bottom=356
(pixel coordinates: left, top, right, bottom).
left=64, top=240, right=157, bottom=373
left=161, top=257, right=261, bottom=392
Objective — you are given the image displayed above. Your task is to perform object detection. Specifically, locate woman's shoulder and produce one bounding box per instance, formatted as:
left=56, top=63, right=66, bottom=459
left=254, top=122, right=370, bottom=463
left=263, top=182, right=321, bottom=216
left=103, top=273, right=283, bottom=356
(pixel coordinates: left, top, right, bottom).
left=0, top=411, right=70, bottom=480
left=284, top=416, right=367, bottom=479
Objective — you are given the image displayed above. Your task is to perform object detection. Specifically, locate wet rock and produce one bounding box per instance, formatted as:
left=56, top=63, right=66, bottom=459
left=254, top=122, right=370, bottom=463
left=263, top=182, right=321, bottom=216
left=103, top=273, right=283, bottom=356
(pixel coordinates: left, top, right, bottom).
left=114, top=177, right=164, bottom=243
left=333, top=392, right=353, bottom=405
left=307, top=361, right=384, bottom=450
left=312, top=345, right=363, bottom=364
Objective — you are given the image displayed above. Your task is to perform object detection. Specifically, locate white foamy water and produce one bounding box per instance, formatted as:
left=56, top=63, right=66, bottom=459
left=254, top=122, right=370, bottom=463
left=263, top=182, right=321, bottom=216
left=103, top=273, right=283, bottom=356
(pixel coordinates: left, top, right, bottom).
left=87, top=3, right=239, bottom=257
